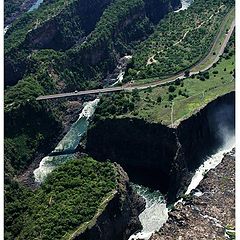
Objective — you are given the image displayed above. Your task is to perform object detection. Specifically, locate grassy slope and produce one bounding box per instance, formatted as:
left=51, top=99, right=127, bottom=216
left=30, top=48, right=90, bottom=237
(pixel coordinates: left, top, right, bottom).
left=124, top=0, right=234, bottom=82
left=129, top=6, right=235, bottom=86
left=93, top=36, right=234, bottom=126
left=122, top=50, right=234, bottom=125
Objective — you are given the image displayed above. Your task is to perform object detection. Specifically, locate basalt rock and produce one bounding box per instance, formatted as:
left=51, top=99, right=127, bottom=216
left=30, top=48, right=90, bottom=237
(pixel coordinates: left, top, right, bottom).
left=72, top=163, right=145, bottom=240
left=150, top=148, right=235, bottom=239
left=86, top=91, right=235, bottom=203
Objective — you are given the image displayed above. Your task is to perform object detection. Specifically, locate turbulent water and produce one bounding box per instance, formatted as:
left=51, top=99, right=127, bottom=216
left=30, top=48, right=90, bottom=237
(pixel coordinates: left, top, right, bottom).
left=33, top=98, right=100, bottom=183
left=4, top=26, right=10, bottom=35
left=175, top=0, right=194, bottom=12
left=128, top=185, right=168, bottom=240
left=53, top=99, right=100, bottom=153
left=185, top=137, right=235, bottom=195
left=110, top=55, right=132, bottom=87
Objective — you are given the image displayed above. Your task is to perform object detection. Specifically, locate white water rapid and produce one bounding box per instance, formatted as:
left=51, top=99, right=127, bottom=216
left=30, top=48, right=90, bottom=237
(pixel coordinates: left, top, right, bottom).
left=185, top=137, right=235, bottom=195
left=175, top=0, right=194, bottom=12
left=128, top=185, right=168, bottom=240
left=33, top=98, right=100, bottom=183
left=111, top=55, right=132, bottom=87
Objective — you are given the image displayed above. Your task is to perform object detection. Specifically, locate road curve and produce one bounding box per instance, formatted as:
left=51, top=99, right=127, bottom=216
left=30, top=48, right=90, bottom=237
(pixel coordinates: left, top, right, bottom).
left=36, top=17, right=235, bottom=101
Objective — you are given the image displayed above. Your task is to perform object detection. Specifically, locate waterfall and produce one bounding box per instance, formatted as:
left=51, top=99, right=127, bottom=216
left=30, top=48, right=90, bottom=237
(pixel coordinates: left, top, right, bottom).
left=185, top=138, right=235, bottom=195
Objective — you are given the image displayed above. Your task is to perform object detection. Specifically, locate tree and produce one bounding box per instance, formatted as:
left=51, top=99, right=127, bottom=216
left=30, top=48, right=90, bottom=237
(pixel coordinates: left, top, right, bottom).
left=157, top=96, right=162, bottom=103
left=168, top=94, right=174, bottom=101
left=168, top=85, right=176, bottom=93
left=184, top=70, right=190, bottom=77
left=132, top=89, right=140, bottom=101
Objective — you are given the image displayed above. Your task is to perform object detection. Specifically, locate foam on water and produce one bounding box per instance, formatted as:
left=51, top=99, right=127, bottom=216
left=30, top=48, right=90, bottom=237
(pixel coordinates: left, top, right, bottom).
left=34, top=154, right=75, bottom=183
left=54, top=98, right=100, bottom=153
left=33, top=98, right=100, bottom=183
left=111, top=55, right=132, bottom=87
left=185, top=137, right=235, bottom=195
left=175, top=0, right=194, bottom=12
left=128, top=185, right=168, bottom=240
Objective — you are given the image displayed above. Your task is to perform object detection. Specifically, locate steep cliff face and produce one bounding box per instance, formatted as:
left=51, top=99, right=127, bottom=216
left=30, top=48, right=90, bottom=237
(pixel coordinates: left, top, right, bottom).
left=64, top=0, right=182, bottom=89
left=87, top=118, right=177, bottom=194
left=4, top=0, right=181, bottom=88
left=72, top=164, right=145, bottom=240
left=86, top=92, right=235, bottom=203
left=145, top=0, right=180, bottom=24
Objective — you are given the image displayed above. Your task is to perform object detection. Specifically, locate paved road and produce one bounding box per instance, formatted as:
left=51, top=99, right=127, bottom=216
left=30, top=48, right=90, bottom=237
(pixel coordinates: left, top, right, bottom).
left=36, top=18, right=235, bottom=101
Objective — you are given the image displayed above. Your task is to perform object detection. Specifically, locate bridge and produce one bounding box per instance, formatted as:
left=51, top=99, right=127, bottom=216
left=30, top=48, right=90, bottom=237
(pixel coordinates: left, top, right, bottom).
left=36, top=18, right=235, bottom=101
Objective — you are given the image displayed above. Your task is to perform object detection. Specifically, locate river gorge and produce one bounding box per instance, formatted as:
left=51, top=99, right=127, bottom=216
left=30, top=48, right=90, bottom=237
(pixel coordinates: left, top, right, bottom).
left=32, top=89, right=235, bottom=240
left=24, top=0, right=235, bottom=239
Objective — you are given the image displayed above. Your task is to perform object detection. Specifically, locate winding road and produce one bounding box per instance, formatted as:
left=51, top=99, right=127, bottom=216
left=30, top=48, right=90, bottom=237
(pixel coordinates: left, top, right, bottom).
left=36, top=17, right=235, bottom=101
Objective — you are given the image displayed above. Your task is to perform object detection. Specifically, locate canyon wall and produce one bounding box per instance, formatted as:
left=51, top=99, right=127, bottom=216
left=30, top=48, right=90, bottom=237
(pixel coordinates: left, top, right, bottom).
left=4, top=0, right=181, bottom=88
left=86, top=91, right=235, bottom=203
left=72, top=164, right=145, bottom=240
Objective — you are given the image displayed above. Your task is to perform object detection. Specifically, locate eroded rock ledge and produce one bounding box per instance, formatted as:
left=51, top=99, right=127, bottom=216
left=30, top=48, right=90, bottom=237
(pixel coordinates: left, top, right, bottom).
left=150, top=148, right=235, bottom=240
left=86, top=91, right=235, bottom=203
left=72, top=163, right=145, bottom=240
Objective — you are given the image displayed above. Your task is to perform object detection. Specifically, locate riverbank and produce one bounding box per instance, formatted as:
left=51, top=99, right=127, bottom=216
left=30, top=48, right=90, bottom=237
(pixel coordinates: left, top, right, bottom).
left=5, top=0, right=39, bottom=27
left=150, top=148, right=235, bottom=239
left=16, top=99, right=86, bottom=187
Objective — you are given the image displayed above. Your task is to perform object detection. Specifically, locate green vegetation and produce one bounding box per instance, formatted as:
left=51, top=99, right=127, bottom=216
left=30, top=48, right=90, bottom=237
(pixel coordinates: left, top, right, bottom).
left=94, top=92, right=137, bottom=121
left=4, top=0, right=25, bottom=22
left=190, top=7, right=235, bottom=72
left=5, top=0, right=78, bottom=52
left=5, top=157, right=116, bottom=240
left=124, top=0, right=234, bottom=82
left=94, top=33, right=235, bottom=125
left=4, top=76, right=62, bottom=174
left=62, top=0, right=153, bottom=90
left=5, top=0, right=178, bottom=91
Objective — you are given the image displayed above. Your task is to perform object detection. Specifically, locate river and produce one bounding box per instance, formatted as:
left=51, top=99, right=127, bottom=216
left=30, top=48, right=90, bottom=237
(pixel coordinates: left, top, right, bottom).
left=29, top=0, right=233, bottom=237
left=33, top=98, right=100, bottom=182
left=4, top=0, right=45, bottom=35
left=28, top=0, right=44, bottom=12
left=175, top=0, right=194, bottom=12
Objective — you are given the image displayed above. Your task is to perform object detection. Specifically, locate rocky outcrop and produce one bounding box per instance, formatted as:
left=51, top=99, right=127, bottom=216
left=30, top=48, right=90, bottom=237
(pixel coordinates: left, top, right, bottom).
left=64, top=0, right=182, bottom=88
left=86, top=91, right=235, bottom=203
left=145, top=0, right=181, bottom=24
left=150, top=148, right=235, bottom=239
left=72, top=163, right=145, bottom=240
left=4, top=0, right=181, bottom=87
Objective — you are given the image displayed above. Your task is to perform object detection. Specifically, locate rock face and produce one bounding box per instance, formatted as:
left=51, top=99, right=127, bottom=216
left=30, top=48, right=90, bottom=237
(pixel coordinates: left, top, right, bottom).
left=86, top=91, right=235, bottom=203
left=150, top=148, right=235, bottom=240
left=4, top=0, right=181, bottom=87
left=72, top=163, right=145, bottom=240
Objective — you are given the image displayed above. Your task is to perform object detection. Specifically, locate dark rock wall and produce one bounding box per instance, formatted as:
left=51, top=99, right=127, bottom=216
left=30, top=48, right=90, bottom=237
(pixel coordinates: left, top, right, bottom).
left=86, top=92, right=235, bottom=203
left=73, top=164, right=145, bottom=240
left=145, top=0, right=181, bottom=24
left=86, top=118, right=177, bottom=194
left=24, top=0, right=115, bottom=51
